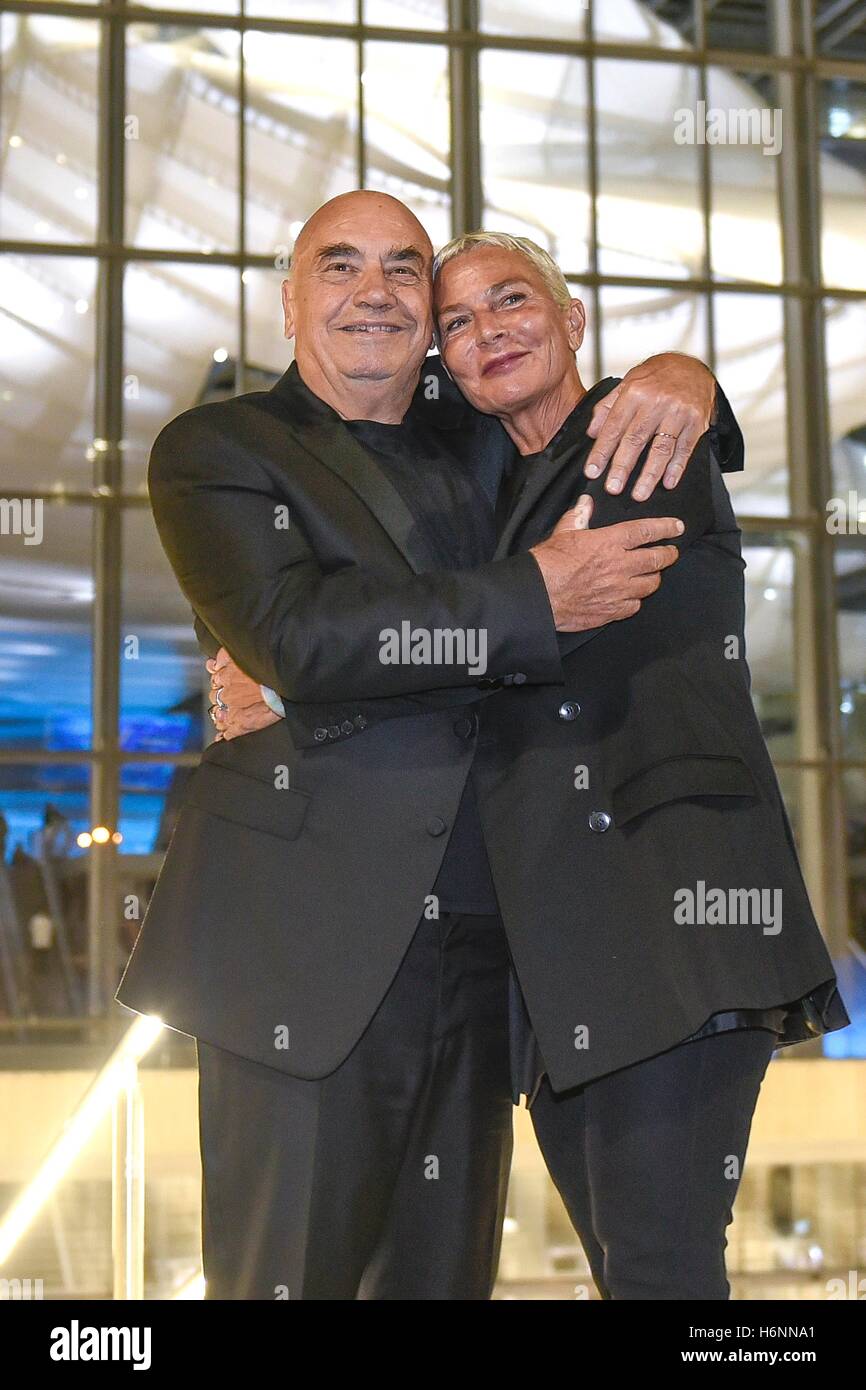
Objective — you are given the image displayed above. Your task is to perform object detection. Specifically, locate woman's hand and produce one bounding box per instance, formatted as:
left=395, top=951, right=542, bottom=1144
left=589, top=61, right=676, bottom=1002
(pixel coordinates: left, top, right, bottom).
left=206, top=648, right=280, bottom=741
left=585, top=353, right=717, bottom=500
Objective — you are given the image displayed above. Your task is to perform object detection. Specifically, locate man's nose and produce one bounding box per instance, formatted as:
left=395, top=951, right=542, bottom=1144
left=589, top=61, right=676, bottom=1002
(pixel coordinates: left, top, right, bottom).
left=353, top=269, right=397, bottom=308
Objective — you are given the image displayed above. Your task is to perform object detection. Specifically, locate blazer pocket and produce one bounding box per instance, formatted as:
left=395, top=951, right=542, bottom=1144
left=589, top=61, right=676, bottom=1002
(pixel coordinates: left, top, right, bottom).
left=611, top=754, right=760, bottom=828
left=185, top=761, right=311, bottom=841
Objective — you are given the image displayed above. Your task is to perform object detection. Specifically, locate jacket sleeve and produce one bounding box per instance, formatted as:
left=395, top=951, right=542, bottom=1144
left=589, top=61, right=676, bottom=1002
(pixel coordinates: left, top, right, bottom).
left=710, top=382, right=744, bottom=474
left=554, top=433, right=719, bottom=659
left=148, top=412, right=564, bottom=704
left=193, top=612, right=221, bottom=659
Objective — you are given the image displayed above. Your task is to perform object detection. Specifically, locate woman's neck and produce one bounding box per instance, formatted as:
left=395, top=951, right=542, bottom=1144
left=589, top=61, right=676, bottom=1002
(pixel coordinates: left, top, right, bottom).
left=499, top=372, right=587, bottom=455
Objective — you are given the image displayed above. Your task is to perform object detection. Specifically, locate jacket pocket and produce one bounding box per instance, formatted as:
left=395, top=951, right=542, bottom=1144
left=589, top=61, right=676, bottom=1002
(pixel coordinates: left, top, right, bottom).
left=185, top=761, right=311, bottom=841
left=611, top=754, right=760, bottom=828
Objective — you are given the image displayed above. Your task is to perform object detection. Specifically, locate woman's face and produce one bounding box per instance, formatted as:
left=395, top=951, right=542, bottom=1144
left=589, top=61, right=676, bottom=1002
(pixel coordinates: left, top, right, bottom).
left=434, top=245, right=585, bottom=418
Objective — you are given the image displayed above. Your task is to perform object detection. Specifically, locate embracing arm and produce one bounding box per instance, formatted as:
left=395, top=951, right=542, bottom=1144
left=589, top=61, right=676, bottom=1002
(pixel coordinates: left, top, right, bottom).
left=549, top=434, right=718, bottom=660
left=586, top=356, right=743, bottom=496
left=150, top=412, right=565, bottom=705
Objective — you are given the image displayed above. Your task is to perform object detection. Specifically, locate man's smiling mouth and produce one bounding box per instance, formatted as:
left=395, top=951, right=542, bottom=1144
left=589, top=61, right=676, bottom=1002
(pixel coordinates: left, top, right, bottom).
left=340, top=323, right=405, bottom=333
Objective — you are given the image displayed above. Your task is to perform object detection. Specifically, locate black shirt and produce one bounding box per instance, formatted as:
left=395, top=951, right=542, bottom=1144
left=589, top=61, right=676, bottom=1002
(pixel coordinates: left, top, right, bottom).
left=344, top=416, right=500, bottom=914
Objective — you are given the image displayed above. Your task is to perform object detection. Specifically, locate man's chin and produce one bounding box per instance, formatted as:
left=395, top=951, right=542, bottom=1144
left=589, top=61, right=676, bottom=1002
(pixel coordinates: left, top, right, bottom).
left=339, top=364, right=404, bottom=382
left=337, top=344, right=423, bottom=382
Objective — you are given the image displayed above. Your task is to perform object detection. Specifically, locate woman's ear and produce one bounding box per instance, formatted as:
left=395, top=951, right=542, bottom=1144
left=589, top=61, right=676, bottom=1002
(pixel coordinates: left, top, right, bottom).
left=565, top=298, right=587, bottom=353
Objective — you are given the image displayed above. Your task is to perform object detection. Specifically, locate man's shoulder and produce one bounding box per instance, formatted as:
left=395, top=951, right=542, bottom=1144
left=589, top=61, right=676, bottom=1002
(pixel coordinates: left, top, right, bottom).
left=148, top=387, right=282, bottom=494
left=409, top=353, right=490, bottom=432
left=154, top=388, right=274, bottom=448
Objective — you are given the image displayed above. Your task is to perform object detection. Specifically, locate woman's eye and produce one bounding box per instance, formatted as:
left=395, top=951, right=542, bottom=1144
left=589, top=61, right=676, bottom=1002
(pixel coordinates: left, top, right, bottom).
left=444, top=316, right=467, bottom=334
left=502, top=292, right=525, bottom=307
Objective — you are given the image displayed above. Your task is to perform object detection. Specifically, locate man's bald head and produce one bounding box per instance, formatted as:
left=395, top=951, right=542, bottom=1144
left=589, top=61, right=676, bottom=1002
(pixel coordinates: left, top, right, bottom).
left=280, top=190, right=436, bottom=421
left=290, top=190, right=433, bottom=271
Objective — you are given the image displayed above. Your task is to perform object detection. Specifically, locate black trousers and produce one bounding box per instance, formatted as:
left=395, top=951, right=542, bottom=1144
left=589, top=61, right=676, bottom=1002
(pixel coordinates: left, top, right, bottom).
left=196, top=911, right=513, bottom=1300
left=530, top=1025, right=778, bottom=1299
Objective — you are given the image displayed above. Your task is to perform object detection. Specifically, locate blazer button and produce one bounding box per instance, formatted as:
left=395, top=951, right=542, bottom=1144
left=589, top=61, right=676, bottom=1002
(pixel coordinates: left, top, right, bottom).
left=453, top=715, right=476, bottom=739
left=558, top=700, right=581, bottom=721
left=512, top=672, right=527, bottom=685
left=588, top=810, right=612, bottom=833
left=426, top=816, right=448, bottom=837
left=353, top=714, right=367, bottom=729
left=328, top=725, right=341, bottom=739
left=314, top=727, right=328, bottom=742
left=340, top=720, right=354, bottom=735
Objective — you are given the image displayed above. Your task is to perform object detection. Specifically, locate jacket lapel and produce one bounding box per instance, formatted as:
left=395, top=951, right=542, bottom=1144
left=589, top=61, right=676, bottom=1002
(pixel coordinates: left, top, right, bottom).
left=493, top=379, right=619, bottom=559
left=494, top=435, right=588, bottom=560
left=267, top=363, right=440, bottom=575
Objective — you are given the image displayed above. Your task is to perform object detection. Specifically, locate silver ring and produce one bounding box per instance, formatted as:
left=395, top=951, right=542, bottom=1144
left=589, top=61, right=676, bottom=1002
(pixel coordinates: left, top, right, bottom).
left=654, top=431, right=678, bottom=441
left=208, top=704, right=221, bottom=727
left=214, top=686, right=229, bottom=712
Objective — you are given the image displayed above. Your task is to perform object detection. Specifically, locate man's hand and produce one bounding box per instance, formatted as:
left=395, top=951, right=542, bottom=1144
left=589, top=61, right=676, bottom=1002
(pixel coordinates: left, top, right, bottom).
left=206, top=648, right=280, bottom=741
left=529, top=501, right=684, bottom=631
left=585, top=353, right=717, bottom=501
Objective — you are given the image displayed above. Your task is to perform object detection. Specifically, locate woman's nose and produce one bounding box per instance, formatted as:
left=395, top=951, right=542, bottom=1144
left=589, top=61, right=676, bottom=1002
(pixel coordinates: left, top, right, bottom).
left=475, top=315, right=505, bottom=345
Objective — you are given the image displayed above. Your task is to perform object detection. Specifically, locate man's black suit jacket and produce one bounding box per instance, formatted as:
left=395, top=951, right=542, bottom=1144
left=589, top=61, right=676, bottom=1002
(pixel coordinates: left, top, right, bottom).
left=117, top=357, right=565, bottom=1074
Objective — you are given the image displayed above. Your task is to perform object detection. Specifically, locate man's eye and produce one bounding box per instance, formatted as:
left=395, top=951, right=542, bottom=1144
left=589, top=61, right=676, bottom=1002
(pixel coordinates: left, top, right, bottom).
left=326, top=262, right=352, bottom=273
left=389, top=266, right=418, bottom=278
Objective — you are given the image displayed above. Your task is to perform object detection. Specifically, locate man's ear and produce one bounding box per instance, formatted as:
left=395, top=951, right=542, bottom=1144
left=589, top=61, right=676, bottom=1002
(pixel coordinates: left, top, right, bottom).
left=565, top=298, right=586, bottom=354
left=281, top=278, right=295, bottom=341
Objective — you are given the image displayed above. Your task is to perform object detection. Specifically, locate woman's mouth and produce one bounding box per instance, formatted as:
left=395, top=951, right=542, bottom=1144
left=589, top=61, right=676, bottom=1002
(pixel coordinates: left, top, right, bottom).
left=482, top=351, right=529, bottom=377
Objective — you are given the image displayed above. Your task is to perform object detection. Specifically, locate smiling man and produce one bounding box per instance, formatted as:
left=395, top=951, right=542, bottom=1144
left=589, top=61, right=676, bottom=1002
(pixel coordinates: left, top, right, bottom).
left=117, top=191, right=744, bottom=1300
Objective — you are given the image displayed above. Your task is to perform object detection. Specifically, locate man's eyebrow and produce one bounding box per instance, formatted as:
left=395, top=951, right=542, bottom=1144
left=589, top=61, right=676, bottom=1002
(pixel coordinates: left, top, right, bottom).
left=314, top=243, right=361, bottom=264
left=384, top=245, right=425, bottom=263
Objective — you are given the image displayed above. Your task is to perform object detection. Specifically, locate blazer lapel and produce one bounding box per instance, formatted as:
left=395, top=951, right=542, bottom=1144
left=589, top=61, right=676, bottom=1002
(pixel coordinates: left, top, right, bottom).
left=267, top=363, right=440, bottom=575
left=493, top=379, right=619, bottom=559
left=494, top=435, right=587, bottom=560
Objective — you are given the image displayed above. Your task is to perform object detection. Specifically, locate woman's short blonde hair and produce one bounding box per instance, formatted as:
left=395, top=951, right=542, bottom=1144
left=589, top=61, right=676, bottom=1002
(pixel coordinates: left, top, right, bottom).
left=431, top=231, right=573, bottom=311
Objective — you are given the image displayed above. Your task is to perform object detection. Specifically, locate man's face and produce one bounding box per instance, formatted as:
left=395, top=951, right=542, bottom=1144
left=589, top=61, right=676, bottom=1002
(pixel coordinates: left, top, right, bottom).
left=282, top=197, right=434, bottom=396
left=434, top=245, right=585, bottom=417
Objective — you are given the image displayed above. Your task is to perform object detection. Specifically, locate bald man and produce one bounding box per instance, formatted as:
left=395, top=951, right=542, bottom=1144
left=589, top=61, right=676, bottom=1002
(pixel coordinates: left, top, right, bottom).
left=117, top=191, right=736, bottom=1300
